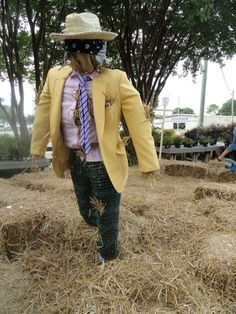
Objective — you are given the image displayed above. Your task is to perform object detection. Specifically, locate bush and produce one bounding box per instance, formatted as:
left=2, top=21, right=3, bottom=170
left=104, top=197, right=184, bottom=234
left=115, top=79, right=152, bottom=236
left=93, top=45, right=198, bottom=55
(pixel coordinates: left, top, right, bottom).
left=185, top=128, right=200, bottom=141
left=152, top=128, right=161, bottom=146
left=0, top=135, right=31, bottom=160
left=0, top=135, right=10, bottom=158
left=163, top=135, right=174, bottom=147
left=174, top=136, right=183, bottom=147
left=19, top=136, right=31, bottom=158
left=185, top=124, right=236, bottom=145
left=163, top=129, right=175, bottom=147
left=199, top=136, right=210, bottom=146
left=183, top=137, right=193, bottom=147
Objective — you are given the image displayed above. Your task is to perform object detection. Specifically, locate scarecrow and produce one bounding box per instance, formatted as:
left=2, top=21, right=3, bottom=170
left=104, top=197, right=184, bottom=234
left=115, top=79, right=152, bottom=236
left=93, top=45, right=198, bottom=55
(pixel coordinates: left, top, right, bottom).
left=31, top=12, right=159, bottom=262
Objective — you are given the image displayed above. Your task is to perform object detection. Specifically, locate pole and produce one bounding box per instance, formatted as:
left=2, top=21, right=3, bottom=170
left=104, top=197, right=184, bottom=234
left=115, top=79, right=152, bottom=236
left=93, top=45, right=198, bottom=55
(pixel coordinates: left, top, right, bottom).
left=159, top=104, right=166, bottom=160
left=159, top=97, right=169, bottom=160
left=199, top=59, right=208, bottom=127
left=231, top=90, right=234, bottom=124
left=177, top=96, right=180, bottom=130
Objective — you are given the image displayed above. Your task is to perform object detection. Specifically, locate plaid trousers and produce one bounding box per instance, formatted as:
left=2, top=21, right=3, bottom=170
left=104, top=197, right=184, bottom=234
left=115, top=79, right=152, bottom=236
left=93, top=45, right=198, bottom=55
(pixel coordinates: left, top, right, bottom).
left=70, top=152, right=121, bottom=260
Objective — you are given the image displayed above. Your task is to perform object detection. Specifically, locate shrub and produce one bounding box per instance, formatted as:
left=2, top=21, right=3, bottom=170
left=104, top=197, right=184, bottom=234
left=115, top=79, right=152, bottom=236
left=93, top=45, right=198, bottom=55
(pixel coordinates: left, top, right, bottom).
left=163, top=135, right=174, bottom=147
left=199, top=136, right=210, bottom=146
left=185, top=124, right=236, bottom=145
left=185, top=128, right=200, bottom=141
left=183, top=137, right=193, bottom=147
left=152, top=128, right=161, bottom=146
left=0, top=135, right=31, bottom=160
left=0, top=135, right=9, bottom=158
left=174, top=136, right=183, bottom=147
left=163, top=129, right=175, bottom=146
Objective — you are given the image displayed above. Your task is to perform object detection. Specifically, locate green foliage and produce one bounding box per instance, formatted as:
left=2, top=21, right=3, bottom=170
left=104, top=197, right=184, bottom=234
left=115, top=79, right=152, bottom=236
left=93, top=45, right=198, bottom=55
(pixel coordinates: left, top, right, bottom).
left=199, top=136, right=210, bottom=146
left=0, top=136, right=18, bottom=159
left=185, top=124, right=236, bottom=146
left=172, top=107, right=194, bottom=115
left=0, top=103, right=10, bottom=122
left=25, top=114, right=35, bottom=125
left=163, top=135, right=174, bottom=147
left=2, top=0, right=236, bottom=160
left=174, top=136, right=183, bottom=147
left=153, top=124, right=236, bottom=149
left=206, top=104, right=219, bottom=114
left=185, top=128, right=200, bottom=141
left=183, top=137, right=194, bottom=147
left=2, top=0, right=236, bottom=107
left=18, top=136, right=31, bottom=159
left=127, top=152, right=138, bottom=167
left=152, top=128, right=176, bottom=146
left=163, top=129, right=175, bottom=146
left=0, top=135, right=31, bottom=160
left=152, top=128, right=161, bottom=145
left=218, top=100, right=236, bottom=116
left=0, top=136, right=10, bottom=157
left=201, top=125, right=220, bottom=142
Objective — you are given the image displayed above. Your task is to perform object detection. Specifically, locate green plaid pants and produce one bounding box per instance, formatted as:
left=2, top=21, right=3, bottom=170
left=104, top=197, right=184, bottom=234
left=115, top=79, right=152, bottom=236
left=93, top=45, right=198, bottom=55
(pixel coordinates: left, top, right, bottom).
left=70, top=152, right=121, bottom=260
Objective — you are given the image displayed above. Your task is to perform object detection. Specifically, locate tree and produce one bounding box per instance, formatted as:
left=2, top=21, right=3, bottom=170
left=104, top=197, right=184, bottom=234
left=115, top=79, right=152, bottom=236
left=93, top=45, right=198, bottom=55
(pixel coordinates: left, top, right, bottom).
left=0, top=0, right=80, bottom=157
left=0, top=99, right=10, bottom=123
left=23, top=0, right=79, bottom=92
left=53, top=0, right=236, bottom=156
left=89, top=0, right=236, bottom=106
left=0, top=0, right=30, bottom=157
left=25, top=114, right=35, bottom=125
left=206, top=104, right=219, bottom=114
left=1, top=0, right=236, bottom=158
left=218, top=99, right=236, bottom=116
left=0, top=0, right=86, bottom=102
left=173, top=107, right=194, bottom=115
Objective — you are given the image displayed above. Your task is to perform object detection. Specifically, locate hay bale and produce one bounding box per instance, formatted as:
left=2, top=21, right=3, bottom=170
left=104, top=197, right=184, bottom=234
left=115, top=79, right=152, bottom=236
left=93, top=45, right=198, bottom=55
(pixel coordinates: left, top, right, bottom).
left=1, top=212, right=46, bottom=259
left=198, top=233, right=236, bottom=297
left=214, top=208, right=236, bottom=228
left=217, top=171, right=236, bottom=183
left=10, top=171, right=74, bottom=194
left=1, top=165, right=235, bottom=313
left=0, top=258, right=29, bottom=313
left=165, top=164, right=207, bottom=179
left=194, top=186, right=236, bottom=201
left=1, top=210, right=96, bottom=260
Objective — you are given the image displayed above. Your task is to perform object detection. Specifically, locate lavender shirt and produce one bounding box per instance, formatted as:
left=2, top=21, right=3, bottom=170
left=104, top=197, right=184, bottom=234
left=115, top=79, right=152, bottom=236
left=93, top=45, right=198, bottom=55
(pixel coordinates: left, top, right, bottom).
left=61, top=70, right=102, bottom=161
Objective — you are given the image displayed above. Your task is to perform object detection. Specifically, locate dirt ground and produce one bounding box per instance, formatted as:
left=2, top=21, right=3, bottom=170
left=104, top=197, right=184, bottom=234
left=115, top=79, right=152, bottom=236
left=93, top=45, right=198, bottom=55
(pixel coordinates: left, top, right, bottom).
left=0, top=160, right=236, bottom=313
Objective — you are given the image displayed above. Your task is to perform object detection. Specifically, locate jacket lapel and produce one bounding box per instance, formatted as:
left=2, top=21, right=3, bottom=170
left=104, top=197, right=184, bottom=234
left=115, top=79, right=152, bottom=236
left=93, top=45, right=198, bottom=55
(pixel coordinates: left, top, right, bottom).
left=92, top=77, right=106, bottom=140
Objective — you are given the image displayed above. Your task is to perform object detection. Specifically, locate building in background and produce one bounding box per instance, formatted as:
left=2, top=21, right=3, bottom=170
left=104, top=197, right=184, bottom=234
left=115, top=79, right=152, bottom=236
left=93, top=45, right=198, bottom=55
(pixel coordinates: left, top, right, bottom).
left=153, top=114, right=234, bottom=131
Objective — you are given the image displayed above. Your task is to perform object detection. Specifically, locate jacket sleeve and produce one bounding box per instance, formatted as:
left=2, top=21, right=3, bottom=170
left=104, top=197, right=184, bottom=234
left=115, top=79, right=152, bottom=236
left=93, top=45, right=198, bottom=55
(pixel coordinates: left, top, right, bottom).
left=119, top=71, right=159, bottom=172
left=30, top=71, right=51, bottom=155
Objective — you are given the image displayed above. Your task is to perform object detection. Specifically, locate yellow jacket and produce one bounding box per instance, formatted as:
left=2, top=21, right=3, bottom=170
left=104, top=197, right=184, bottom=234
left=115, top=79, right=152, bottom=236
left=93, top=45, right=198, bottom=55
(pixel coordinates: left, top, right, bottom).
left=31, top=65, right=159, bottom=192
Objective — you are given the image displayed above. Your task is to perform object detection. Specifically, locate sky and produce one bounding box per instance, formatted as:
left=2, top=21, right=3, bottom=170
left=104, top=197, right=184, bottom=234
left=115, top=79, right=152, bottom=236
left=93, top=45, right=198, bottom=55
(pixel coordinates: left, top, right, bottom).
left=0, top=55, right=236, bottom=116
left=159, top=55, right=236, bottom=115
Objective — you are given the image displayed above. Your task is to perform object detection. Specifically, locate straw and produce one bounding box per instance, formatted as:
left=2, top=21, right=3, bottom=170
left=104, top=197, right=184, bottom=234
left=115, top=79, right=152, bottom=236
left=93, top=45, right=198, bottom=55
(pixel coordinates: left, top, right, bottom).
left=0, top=163, right=236, bottom=313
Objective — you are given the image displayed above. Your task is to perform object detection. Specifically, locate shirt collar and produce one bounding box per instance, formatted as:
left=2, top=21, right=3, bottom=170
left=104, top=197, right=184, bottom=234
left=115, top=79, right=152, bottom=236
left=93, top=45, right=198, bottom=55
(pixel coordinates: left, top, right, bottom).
left=70, top=70, right=100, bottom=80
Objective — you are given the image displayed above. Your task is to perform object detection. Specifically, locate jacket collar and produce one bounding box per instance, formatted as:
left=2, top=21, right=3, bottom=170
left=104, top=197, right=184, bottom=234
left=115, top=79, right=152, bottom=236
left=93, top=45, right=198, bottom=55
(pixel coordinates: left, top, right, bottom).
left=55, top=65, right=73, bottom=79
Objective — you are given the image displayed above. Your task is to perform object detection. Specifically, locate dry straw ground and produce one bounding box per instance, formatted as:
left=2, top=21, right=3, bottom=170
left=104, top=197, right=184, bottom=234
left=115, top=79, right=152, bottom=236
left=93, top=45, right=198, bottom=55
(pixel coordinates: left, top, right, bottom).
left=0, top=159, right=236, bottom=313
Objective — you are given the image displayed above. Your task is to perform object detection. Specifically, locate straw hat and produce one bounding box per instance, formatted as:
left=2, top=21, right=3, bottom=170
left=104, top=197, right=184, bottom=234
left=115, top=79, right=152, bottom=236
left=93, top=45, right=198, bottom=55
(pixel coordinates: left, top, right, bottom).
left=50, top=12, right=118, bottom=42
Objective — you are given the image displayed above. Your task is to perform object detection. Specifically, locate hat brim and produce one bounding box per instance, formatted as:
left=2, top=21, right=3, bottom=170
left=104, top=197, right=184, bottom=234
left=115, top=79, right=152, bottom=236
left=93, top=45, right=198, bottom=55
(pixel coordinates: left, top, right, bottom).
left=50, top=31, right=118, bottom=42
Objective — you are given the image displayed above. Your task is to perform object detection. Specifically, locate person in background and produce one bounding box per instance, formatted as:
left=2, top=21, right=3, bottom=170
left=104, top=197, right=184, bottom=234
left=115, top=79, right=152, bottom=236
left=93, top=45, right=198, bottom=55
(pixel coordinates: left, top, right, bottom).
left=218, top=126, right=236, bottom=161
left=31, top=12, right=159, bottom=262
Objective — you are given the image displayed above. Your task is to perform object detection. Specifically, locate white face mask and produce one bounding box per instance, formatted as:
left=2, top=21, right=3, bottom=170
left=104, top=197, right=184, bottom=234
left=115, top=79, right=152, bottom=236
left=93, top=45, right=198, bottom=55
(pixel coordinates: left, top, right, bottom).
left=95, top=41, right=107, bottom=65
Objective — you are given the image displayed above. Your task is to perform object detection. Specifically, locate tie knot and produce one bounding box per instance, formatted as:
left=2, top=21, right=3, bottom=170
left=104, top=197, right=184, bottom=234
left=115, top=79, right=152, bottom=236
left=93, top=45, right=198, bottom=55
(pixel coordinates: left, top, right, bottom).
left=78, top=75, right=87, bottom=86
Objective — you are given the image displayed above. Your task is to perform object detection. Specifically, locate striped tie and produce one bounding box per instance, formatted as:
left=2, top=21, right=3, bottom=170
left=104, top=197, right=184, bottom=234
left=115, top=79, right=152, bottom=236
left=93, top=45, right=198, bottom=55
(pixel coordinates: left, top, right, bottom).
left=78, top=75, right=91, bottom=154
